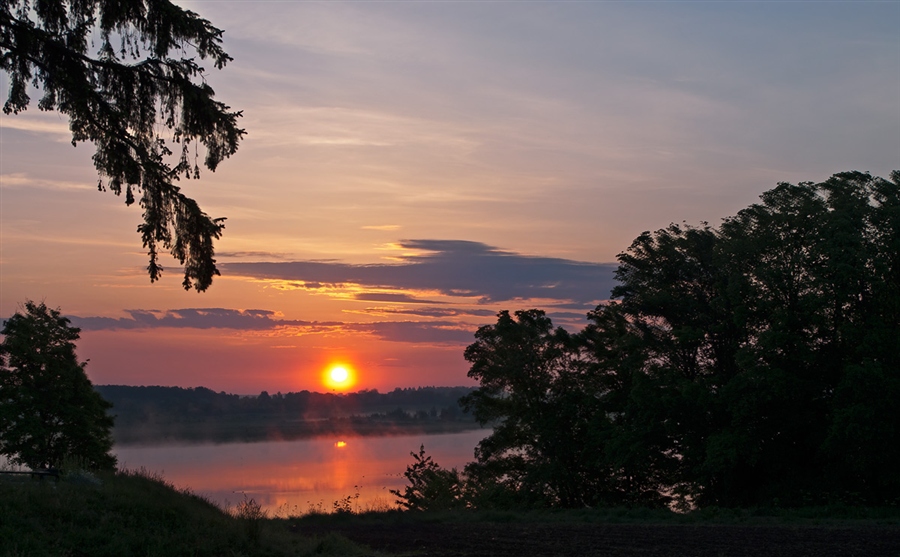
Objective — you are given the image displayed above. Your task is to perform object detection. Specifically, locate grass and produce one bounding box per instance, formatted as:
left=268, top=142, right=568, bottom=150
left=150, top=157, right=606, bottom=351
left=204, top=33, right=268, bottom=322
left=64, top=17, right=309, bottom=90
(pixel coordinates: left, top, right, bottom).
left=293, top=502, right=900, bottom=530
left=0, top=467, right=372, bottom=557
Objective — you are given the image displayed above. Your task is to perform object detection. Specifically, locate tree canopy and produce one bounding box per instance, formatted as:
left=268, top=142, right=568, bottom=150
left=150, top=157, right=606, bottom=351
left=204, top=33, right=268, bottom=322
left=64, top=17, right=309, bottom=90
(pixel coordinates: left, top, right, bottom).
left=457, top=171, right=900, bottom=509
left=0, top=301, right=116, bottom=471
left=0, top=0, right=244, bottom=291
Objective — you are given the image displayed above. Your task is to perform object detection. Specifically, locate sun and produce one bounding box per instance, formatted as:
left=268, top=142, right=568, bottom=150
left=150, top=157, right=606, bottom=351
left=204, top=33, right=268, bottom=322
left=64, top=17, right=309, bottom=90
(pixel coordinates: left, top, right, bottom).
left=330, top=366, right=349, bottom=383
left=323, top=363, right=356, bottom=391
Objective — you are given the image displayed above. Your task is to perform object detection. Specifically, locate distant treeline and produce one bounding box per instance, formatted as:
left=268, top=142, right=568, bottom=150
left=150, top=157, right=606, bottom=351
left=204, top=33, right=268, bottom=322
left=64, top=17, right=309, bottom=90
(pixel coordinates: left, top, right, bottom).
left=96, top=385, right=479, bottom=445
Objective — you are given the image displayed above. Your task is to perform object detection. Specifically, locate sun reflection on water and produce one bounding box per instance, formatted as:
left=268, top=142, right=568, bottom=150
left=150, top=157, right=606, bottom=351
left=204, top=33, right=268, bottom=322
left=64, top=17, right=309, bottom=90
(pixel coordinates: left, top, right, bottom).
left=114, top=430, right=489, bottom=514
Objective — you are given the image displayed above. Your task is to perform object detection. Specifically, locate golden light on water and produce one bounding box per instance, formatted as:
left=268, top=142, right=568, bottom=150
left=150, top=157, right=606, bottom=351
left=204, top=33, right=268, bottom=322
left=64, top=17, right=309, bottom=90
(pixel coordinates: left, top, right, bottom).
left=334, top=441, right=347, bottom=448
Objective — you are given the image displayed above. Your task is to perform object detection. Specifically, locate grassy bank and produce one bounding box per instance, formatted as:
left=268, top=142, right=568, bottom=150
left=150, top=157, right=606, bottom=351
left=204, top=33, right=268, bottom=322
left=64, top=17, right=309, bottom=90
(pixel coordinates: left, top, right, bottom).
left=0, top=468, right=368, bottom=557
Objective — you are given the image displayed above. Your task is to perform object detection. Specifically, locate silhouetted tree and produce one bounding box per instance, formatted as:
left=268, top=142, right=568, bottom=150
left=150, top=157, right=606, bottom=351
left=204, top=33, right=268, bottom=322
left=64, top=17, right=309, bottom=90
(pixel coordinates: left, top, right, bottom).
left=580, top=302, right=679, bottom=507
left=712, top=171, right=900, bottom=505
left=391, top=445, right=465, bottom=511
left=0, top=0, right=244, bottom=290
left=0, top=301, right=116, bottom=470
left=462, top=171, right=900, bottom=509
left=461, top=310, right=635, bottom=508
left=608, top=171, right=900, bottom=506
left=609, top=218, right=759, bottom=505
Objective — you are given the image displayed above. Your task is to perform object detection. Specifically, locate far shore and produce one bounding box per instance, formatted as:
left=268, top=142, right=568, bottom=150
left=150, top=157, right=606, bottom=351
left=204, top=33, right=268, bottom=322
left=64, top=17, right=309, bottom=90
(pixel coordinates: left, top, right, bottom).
left=112, top=417, right=486, bottom=446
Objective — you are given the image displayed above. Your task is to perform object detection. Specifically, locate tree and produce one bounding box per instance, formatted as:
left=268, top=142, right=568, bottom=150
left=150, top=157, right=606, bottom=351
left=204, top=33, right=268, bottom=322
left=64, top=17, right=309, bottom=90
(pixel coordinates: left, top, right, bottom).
left=609, top=171, right=900, bottom=506
left=459, top=171, right=899, bottom=509
left=712, top=171, right=900, bottom=505
left=0, top=301, right=116, bottom=471
left=0, top=0, right=245, bottom=291
left=462, top=308, right=674, bottom=509
left=612, top=221, right=751, bottom=506
left=461, top=310, right=631, bottom=508
left=391, top=445, right=465, bottom=511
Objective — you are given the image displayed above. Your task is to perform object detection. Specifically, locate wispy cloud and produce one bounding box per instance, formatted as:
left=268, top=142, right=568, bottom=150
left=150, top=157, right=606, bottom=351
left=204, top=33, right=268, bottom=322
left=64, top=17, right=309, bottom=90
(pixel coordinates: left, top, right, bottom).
left=0, top=116, right=71, bottom=138
left=348, top=320, right=475, bottom=345
left=351, top=307, right=497, bottom=318
left=0, top=173, right=94, bottom=192
left=222, top=239, right=617, bottom=306
left=71, top=308, right=317, bottom=331
left=217, top=251, right=294, bottom=260
left=352, top=292, right=446, bottom=304
left=68, top=307, right=480, bottom=346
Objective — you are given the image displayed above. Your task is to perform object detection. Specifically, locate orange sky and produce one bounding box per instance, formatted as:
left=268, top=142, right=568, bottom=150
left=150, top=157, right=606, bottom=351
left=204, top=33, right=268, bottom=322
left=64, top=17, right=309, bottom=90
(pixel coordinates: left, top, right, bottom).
left=1, top=1, right=897, bottom=394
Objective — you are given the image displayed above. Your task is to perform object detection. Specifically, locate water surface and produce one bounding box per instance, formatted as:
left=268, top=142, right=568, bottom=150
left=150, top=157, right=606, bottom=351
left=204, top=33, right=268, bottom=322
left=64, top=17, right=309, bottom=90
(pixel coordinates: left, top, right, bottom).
left=114, top=429, right=488, bottom=513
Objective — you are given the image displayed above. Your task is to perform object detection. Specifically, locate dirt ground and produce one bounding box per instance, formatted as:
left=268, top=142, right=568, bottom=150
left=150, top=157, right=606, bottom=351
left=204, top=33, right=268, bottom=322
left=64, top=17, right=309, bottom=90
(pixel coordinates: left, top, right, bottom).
left=296, top=521, right=900, bottom=557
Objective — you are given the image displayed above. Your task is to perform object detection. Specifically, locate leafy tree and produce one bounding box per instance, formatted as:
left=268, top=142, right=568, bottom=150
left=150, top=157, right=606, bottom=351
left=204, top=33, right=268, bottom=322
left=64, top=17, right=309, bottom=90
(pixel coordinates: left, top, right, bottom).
left=600, top=171, right=899, bottom=507
left=461, top=310, right=634, bottom=508
left=828, top=171, right=900, bottom=502
left=0, top=0, right=244, bottom=291
left=0, top=301, right=116, bottom=470
left=580, top=302, right=679, bottom=507
left=462, top=308, right=674, bottom=509
left=710, top=171, right=900, bottom=505
left=460, top=171, right=899, bottom=509
left=391, top=445, right=465, bottom=511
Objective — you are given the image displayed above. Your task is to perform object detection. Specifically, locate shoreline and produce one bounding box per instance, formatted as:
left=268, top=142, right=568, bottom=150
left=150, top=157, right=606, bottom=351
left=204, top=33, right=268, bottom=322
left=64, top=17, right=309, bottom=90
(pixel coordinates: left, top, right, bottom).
left=111, top=418, right=487, bottom=447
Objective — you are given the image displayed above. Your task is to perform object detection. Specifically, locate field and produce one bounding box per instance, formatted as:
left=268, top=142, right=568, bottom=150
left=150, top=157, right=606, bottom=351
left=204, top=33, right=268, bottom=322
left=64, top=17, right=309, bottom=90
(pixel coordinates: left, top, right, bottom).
left=295, top=510, right=900, bottom=557
left=301, top=521, right=900, bottom=556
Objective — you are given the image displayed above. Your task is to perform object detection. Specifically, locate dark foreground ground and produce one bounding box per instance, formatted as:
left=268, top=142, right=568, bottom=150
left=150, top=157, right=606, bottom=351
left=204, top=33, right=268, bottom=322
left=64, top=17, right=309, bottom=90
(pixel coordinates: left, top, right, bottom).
left=296, top=520, right=900, bottom=557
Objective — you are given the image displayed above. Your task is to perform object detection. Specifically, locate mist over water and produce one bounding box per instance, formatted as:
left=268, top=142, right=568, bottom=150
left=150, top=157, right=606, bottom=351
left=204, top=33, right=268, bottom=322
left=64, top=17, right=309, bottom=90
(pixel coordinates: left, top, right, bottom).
left=114, top=429, right=489, bottom=513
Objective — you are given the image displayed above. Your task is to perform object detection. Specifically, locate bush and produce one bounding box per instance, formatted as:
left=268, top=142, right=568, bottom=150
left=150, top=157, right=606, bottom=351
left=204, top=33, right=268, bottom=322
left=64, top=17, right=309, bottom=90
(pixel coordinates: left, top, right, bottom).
left=391, top=445, right=466, bottom=511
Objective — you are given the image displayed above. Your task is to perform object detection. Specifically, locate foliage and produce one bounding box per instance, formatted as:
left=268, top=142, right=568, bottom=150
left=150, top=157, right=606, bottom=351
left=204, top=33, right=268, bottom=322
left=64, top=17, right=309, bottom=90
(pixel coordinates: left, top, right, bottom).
left=331, top=487, right=360, bottom=515
left=391, top=445, right=466, bottom=511
left=462, top=171, right=900, bottom=509
left=0, top=0, right=245, bottom=291
left=461, top=309, right=648, bottom=508
left=234, top=496, right=267, bottom=545
left=0, top=301, right=116, bottom=471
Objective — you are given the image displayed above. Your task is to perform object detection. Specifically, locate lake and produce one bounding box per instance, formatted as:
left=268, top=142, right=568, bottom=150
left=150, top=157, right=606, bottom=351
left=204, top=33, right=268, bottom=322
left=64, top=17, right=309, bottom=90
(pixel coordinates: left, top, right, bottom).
left=114, top=429, right=489, bottom=514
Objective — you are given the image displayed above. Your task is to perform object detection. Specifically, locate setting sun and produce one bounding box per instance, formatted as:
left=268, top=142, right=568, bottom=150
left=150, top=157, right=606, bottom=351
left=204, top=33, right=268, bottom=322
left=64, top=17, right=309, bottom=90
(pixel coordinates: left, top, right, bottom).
left=330, top=366, right=349, bottom=383
left=323, top=364, right=356, bottom=391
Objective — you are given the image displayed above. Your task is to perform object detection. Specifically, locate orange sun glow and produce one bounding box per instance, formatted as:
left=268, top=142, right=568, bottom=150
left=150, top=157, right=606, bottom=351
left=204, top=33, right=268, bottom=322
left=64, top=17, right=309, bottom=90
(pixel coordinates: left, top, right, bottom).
left=323, top=364, right=356, bottom=391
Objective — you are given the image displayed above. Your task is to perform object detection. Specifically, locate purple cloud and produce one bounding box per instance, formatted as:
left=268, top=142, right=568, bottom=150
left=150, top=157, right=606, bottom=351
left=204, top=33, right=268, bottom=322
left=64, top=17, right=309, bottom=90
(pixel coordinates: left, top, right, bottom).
left=70, top=308, right=318, bottom=331
left=349, top=321, right=476, bottom=345
left=353, top=292, right=446, bottom=304
left=353, top=307, right=496, bottom=318
left=67, top=308, right=481, bottom=345
left=222, top=239, right=617, bottom=306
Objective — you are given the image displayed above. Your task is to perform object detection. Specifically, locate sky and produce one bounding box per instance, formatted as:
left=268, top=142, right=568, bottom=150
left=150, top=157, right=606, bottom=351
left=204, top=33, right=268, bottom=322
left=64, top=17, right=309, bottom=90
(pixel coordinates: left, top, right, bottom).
left=1, top=0, right=898, bottom=394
